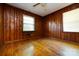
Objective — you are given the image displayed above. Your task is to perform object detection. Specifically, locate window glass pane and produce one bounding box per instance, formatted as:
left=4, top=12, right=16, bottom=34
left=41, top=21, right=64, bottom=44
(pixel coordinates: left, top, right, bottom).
left=23, top=24, right=34, bottom=31
left=23, top=15, right=34, bottom=24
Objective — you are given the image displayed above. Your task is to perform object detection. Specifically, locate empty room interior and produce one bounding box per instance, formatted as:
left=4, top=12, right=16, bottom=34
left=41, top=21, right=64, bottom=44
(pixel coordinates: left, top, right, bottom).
left=0, top=3, right=79, bottom=56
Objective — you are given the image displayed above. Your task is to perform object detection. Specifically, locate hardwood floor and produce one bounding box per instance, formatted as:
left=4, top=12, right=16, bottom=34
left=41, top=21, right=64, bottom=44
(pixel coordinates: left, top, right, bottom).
left=0, top=38, right=79, bottom=56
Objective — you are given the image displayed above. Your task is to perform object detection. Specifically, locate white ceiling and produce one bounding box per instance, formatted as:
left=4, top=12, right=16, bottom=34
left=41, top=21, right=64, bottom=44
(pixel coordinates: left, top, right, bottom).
left=8, top=3, right=72, bottom=16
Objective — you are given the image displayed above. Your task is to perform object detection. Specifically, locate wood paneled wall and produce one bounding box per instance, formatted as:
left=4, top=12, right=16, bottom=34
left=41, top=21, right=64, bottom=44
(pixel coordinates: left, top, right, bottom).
left=1, top=3, right=79, bottom=43
left=22, top=8, right=43, bottom=40
left=43, top=3, right=79, bottom=42
left=3, top=4, right=23, bottom=42
left=0, top=4, right=3, bottom=43
left=0, top=4, right=43, bottom=43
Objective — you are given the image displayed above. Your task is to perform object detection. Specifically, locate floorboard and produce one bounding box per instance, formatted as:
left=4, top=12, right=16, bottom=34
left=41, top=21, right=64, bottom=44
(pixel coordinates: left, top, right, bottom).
left=0, top=38, right=79, bottom=56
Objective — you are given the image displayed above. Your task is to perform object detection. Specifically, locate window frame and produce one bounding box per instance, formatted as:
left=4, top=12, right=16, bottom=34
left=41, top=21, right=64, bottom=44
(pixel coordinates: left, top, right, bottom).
left=23, top=14, right=35, bottom=32
left=63, top=8, right=79, bottom=32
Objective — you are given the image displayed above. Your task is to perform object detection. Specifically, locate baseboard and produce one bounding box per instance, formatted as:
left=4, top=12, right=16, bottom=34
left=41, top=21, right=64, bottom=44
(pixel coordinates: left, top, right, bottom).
left=4, top=39, right=26, bottom=44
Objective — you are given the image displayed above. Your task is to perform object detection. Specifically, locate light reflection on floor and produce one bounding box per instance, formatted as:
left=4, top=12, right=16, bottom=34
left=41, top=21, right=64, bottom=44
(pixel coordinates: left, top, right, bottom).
left=60, top=45, right=79, bottom=56
left=23, top=43, right=34, bottom=56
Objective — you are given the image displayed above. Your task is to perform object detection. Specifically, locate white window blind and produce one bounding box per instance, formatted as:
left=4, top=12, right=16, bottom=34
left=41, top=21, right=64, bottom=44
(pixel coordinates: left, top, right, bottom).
left=23, top=15, right=35, bottom=31
left=63, top=8, right=79, bottom=32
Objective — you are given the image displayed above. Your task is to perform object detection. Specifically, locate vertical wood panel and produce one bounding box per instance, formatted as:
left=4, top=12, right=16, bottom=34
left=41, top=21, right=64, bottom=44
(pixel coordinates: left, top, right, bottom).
left=10, top=7, right=15, bottom=41
left=0, top=4, right=3, bottom=42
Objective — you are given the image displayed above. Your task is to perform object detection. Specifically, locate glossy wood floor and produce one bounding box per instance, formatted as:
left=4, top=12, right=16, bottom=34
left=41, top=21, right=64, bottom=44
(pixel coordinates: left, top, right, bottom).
left=0, top=38, right=79, bottom=56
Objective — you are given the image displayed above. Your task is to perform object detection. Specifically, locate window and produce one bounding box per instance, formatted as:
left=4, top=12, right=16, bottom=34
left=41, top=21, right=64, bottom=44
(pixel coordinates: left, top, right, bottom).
left=63, top=8, right=79, bottom=32
left=23, top=15, right=35, bottom=31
